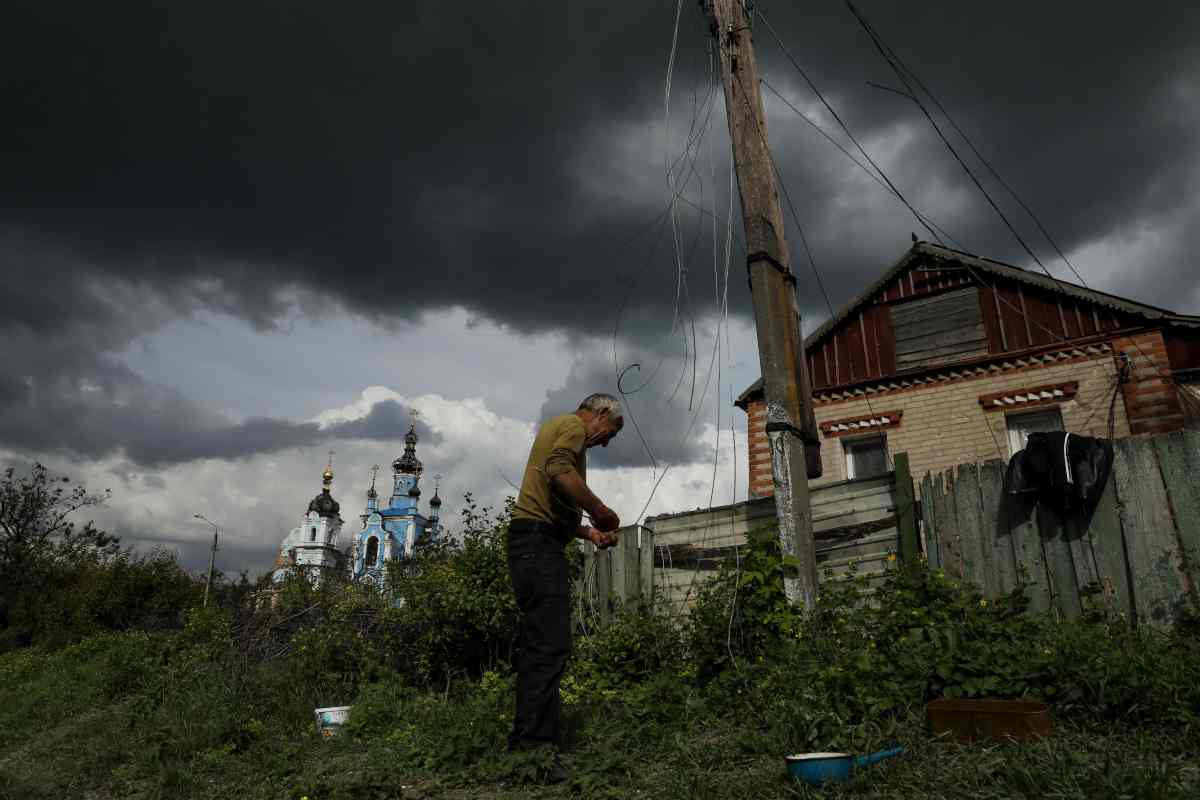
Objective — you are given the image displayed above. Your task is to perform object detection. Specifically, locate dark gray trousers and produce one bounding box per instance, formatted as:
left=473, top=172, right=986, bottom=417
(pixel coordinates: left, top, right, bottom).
left=506, top=519, right=571, bottom=749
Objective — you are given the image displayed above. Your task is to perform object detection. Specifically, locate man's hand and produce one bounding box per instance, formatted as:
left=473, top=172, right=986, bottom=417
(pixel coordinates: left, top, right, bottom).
left=584, top=527, right=618, bottom=550
left=592, top=504, right=620, bottom=532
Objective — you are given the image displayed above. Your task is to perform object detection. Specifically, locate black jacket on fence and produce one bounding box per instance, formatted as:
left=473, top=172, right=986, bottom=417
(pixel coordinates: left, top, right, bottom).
left=1006, top=431, right=1114, bottom=515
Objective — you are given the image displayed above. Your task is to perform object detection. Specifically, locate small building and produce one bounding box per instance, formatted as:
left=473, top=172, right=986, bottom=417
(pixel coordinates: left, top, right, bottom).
left=270, top=424, right=444, bottom=590
left=271, top=462, right=346, bottom=587
left=736, top=242, right=1200, bottom=496
left=349, top=424, right=443, bottom=588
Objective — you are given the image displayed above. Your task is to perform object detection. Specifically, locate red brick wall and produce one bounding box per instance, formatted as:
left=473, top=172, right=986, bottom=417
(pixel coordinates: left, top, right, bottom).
left=742, top=346, right=1135, bottom=498
left=1111, top=330, right=1185, bottom=435
left=745, top=399, right=773, bottom=498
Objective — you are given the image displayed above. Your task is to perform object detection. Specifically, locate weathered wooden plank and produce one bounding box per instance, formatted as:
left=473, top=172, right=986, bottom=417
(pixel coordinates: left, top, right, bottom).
left=610, top=532, right=630, bottom=609
left=891, top=285, right=979, bottom=314
left=952, top=463, right=986, bottom=592
left=639, top=527, right=656, bottom=608
left=595, top=544, right=612, bottom=627
left=921, top=472, right=941, bottom=569
left=1152, top=430, right=1200, bottom=612
left=648, top=487, right=897, bottom=547
left=933, top=471, right=965, bottom=580
left=896, top=335, right=988, bottom=362
left=1112, top=437, right=1186, bottom=626
left=1007, top=493, right=1051, bottom=614
left=979, top=459, right=1018, bottom=596
left=818, top=549, right=896, bottom=573
left=810, top=478, right=895, bottom=506
left=894, top=312, right=986, bottom=343
left=1082, top=476, right=1134, bottom=621
left=814, top=489, right=896, bottom=514
left=816, top=533, right=900, bottom=567
left=1039, top=506, right=1081, bottom=619
left=893, top=452, right=919, bottom=564
left=1064, top=512, right=1101, bottom=617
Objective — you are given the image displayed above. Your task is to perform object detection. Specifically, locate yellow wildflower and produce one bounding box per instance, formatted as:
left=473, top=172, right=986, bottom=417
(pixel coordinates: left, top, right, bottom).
left=979, top=599, right=988, bottom=608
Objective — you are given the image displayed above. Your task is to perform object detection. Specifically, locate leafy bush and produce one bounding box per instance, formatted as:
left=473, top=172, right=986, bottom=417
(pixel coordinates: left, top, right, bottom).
left=344, top=670, right=513, bottom=772
left=385, top=493, right=518, bottom=684
left=687, top=526, right=802, bottom=678
left=688, top=528, right=1200, bottom=756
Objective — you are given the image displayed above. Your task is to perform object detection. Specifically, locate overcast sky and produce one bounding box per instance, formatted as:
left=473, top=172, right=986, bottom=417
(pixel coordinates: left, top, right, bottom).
left=4, top=1, right=1198, bottom=577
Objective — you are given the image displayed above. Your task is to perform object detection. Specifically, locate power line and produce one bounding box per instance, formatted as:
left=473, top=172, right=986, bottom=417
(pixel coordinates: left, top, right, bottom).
left=759, top=76, right=964, bottom=250
left=844, top=0, right=1191, bottom=424
left=726, top=54, right=881, bottom=429
left=841, top=0, right=1052, bottom=276
left=862, top=27, right=1091, bottom=290
left=754, top=6, right=943, bottom=245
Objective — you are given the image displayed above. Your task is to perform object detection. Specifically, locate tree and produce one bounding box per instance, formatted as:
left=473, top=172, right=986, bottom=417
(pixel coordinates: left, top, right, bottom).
left=0, top=462, right=118, bottom=638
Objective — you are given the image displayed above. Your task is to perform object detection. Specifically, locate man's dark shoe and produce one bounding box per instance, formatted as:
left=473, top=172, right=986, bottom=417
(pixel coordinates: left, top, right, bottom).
left=543, top=753, right=570, bottom=785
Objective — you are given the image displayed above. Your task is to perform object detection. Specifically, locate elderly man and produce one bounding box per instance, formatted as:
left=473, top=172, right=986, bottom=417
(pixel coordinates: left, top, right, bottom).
left=507, top=392, right=623, bottom=764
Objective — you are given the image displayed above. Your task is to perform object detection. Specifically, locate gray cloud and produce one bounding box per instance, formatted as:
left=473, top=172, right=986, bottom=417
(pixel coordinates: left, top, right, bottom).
left=4, top=1, right=1194, bottom=339
left=539, top=340, right=730, bottom=470
left=0, top=330, right=436, bottom=466
left=2, top=0, right=1200, bottom=471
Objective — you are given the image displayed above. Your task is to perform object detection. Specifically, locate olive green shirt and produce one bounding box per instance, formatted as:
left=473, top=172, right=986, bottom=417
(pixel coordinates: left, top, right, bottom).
left=512, top=413, right=587, bottom=533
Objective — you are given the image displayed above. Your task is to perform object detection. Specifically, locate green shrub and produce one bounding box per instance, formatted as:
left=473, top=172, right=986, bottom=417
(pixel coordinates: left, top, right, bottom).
left=344, top=670, right=513, bottom=773
left=687, top=531, right=1200, bottom=756
left=385, top=494, right=518, bottom=684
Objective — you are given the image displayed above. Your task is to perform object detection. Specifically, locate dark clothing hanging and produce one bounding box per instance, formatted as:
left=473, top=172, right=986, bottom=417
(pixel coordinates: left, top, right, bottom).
left=1006, top=431, right=1114, bottom=514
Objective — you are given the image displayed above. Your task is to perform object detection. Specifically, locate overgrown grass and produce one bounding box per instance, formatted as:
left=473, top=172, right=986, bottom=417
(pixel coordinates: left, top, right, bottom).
left=2, top=511, right=1199, bottom=799
left=2, top=631, right=1196, bottom=800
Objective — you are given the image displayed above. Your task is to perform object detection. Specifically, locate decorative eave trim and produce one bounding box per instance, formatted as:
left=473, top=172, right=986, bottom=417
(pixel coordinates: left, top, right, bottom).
left=820, top=410, right=903, bottom=438
left=812, top=343, right=1112, bottom=406
left=978, top=381, right=1079, bottom=412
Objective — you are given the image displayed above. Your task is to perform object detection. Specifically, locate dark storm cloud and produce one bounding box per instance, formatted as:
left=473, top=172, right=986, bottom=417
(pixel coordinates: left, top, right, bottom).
left=3, top=0, right=1197, bottom=335
left=3, top=1, right=1200, bottom=466
left=539, top=344, right=731, bottom=470
left=0, top=329, right=435, bottom=466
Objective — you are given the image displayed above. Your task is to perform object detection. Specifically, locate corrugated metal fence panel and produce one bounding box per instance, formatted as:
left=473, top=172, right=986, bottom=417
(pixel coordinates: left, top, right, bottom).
left=921, top=431, right=1200, bottom=626
left=645, top=474, right=900, bottom=614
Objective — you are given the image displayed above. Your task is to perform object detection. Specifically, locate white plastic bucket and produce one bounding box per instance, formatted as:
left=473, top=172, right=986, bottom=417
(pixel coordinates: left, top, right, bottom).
left=314, top=705, right=352, bottom=737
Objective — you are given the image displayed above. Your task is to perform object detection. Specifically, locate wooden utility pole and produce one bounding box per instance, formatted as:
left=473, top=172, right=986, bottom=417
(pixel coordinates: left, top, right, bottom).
left=705, top=0, right=819, bottom=607
left=194, top=513, right=220, bottom=608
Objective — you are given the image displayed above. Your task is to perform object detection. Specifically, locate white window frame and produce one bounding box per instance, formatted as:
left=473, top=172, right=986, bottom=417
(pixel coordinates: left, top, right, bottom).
left=843, top=433, right=890, bottom=480
left=1005, top=407, right=1065, bottom=457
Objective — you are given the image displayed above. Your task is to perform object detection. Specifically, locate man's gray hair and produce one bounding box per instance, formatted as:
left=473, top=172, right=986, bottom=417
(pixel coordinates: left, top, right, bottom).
left=578, top=392, right=623, bottom=421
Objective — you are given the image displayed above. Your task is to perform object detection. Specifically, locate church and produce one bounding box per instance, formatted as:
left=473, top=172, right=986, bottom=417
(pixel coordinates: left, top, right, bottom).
left=271, top=423, right=443, bottom=588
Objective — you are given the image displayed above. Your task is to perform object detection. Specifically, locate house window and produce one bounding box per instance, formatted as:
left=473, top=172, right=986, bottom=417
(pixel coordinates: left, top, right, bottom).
left=844, top=434, right=890, bottom=480
left=310, top=527, right=317, bottom=542
left=365, top=536, right=379, bottom=566
left=1006, top=407, right=1064, bottom=457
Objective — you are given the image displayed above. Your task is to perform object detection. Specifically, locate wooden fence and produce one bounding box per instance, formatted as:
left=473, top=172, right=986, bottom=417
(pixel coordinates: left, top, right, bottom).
left=575, top=525, right=655, bottom=630
left=630, top=456, right=920, bottom=617
left=920, top=430, right=1200, bottom=626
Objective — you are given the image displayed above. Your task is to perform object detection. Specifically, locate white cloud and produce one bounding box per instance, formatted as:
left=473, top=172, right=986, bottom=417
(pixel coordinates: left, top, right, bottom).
left=3, top=382, right=750, bottom=576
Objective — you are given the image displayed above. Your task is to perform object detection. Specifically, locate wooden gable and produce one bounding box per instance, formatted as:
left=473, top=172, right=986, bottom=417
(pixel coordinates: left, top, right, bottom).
left=805, top=254, right=1148, bottom=391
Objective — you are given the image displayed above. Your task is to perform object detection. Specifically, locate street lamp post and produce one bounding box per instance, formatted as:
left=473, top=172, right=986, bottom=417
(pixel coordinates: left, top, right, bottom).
left=194, top=513, right=219, bottom=608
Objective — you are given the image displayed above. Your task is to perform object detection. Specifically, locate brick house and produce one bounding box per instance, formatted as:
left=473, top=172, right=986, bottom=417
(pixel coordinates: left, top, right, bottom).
left=736, top=242, right=1200, bottom=498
